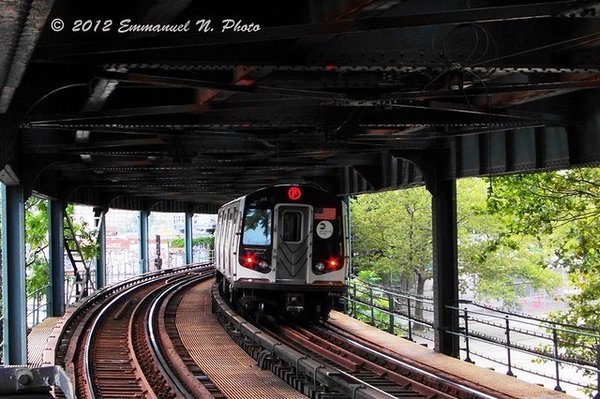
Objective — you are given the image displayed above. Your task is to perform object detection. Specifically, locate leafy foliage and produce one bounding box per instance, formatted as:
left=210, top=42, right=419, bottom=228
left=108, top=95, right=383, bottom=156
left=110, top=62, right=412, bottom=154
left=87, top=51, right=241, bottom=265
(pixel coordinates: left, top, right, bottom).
left=169, top=236, right=214, bottom=248
left=457, top=179, right=561, bottom=307
left=351, top=187, right=432, bottom=294
left=351, top=180, right=561, bottom=308
left=485, top=168, right=600, bottom=376
left=0, top=196, right=98, bottom=298
left=24, top=198, right=50, bottom=295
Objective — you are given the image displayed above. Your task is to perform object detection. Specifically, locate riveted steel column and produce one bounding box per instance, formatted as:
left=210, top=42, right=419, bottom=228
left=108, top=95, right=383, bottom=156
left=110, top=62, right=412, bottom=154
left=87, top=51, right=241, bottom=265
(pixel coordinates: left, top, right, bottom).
left=94, top=207, right=106, bottom=289
left=185, top=212, right=193, bottom=265
left=430, top=173, right=460, bottom=357
left=139, top=210, right=149, bottom=273
left=345, top=196, right=353, bottom=277
left=1, top=184, right=27, bottom=365
left=48, top=199, right=65, bottom=317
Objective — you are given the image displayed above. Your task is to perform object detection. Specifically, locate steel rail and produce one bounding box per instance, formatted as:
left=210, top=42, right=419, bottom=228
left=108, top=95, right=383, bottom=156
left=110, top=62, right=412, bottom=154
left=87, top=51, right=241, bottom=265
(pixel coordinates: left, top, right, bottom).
left=83, top=274, right=165, bottom=398
left=146, top=270, right=215, bottom=398
left=211, top=284, right=394, bottom=399
left=71, top=263, right=212, bottom=398
left=319, top=323, right=501, bottom=399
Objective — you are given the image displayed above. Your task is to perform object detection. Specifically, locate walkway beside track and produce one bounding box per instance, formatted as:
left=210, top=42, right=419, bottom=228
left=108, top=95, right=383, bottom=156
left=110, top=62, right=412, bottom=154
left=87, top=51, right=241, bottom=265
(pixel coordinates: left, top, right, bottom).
left=328, top=311, right=573, bottom=398
left=27, top=317, right=60, bottom=367
left=176, top=279, right=306, bottom=399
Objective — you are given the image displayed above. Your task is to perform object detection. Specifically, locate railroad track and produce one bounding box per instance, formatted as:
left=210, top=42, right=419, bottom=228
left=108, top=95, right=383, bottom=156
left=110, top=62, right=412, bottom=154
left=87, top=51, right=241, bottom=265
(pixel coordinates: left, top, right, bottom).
left=212, top=285, right=508, bottom=399
left=286, top=323, right=514, bottom=399
left=45, top=264, right=223, bottom=399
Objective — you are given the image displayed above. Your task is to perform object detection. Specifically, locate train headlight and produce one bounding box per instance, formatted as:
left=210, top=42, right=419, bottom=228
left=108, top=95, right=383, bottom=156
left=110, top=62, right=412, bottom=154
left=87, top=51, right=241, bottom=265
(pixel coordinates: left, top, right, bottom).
left=314, top=262, right=325, bottom=271
left=258, top=260, right=270, bottom=270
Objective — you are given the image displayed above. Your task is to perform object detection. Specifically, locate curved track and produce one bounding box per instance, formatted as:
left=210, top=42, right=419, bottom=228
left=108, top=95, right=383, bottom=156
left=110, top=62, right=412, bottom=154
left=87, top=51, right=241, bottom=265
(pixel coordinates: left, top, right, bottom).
left=46, top=264, right=222, bottom=399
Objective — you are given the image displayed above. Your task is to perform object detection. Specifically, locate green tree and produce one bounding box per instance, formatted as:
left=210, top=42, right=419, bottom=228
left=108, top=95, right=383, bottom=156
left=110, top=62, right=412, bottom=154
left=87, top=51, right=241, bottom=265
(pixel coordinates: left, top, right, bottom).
left=351, top=180, right=561, bottom=310
left=485, top=168, right=600, bottom=370
left=457, top=179, right=561, bottom=307
left=351, top=187, right=432, bottom=295
left=169, top=236, right=214, bottom=248
left=0, top=195, right=98, bottom=297
left=25, top=197, right=51, bottom=295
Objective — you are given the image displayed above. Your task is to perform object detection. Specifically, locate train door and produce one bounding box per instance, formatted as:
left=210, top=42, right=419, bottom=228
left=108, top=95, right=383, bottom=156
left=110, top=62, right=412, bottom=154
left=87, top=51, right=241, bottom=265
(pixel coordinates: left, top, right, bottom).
left=273, top=205, right=312, bottom=283
left=228, top=204, right=239, bottom=279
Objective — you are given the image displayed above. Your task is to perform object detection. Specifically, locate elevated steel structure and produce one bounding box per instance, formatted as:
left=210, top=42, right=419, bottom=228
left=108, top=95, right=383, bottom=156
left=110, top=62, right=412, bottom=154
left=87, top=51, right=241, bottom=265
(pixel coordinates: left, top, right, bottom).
left=1, top=1, right=599, bottom=209
left=2, top=0, right=600, bottom=361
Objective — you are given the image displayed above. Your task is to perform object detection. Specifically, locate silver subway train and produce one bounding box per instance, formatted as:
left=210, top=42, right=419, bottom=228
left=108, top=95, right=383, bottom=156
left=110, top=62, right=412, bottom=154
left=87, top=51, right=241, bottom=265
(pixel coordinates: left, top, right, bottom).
left=215, top=185, right=350, bottom=321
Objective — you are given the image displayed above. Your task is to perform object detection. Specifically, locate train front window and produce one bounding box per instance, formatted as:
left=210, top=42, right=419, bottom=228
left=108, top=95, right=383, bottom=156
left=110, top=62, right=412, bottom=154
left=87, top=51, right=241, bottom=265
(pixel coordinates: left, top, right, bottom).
left=282, top=211, right=303, bottom=242
left=242, top=208, right=272, bottom=246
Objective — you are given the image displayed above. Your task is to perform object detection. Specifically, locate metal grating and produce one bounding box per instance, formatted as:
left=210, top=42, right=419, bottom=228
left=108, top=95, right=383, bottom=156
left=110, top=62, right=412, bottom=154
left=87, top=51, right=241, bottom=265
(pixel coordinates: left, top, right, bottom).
left=27, top=317, right=61, bottom=367
left=176, top=280, right=306, bottom=399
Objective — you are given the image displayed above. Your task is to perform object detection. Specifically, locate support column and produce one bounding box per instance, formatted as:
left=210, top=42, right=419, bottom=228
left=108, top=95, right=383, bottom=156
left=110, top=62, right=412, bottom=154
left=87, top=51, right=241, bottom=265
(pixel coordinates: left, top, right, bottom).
left=48, top=199, right=65, bottom=317
left=185, top=212, right=193, bottom=265
left=1, top=184, right=27, bottom=365
left=344, top=196, right=353, bottom=276
left=94, top=207, right=106, bottom=289
left=429, top=169, right=460, bottom=357
left=139, top=210, right=149, bottom=273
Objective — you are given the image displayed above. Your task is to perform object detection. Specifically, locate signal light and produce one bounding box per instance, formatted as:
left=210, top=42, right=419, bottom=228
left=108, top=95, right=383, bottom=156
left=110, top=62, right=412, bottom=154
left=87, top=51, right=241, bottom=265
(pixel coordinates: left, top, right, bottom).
left=240, top=253, right=271, bottom=273
left=313, top=257, right=342, bottom=274
left=326, top=257, right=342, bottom=271
left=287, top=186, right=302, bottom=201
left=244, top=254, right=256, bottom=268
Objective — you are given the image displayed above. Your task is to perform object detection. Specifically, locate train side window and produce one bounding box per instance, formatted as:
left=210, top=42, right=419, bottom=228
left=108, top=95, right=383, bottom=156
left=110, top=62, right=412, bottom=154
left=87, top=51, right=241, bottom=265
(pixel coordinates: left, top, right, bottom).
left=232, top=206, right=239, bottom=233
left=242, top=208, right=272, bottom=245
left=225, top=208, right=232, bottom=265
left=282, top=211, right=303, bottom=243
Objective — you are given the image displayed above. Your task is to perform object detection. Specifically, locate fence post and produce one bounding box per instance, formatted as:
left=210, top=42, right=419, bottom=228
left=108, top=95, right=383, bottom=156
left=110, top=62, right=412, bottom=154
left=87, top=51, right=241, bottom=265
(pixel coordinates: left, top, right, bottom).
left=352, top=283, right=357, bottom=317
left=463, top=308, right=473, bottom=363
left=34, top=293, right=39, bottom=325
left=407, top=297, right=413, bottom=341
left=369, top=287, right=375, bottom=326
left=552, top=327, right=563, bottom=392
left=387, top=293, right=395, bottom=334
left=594, top=344, right=600, bottom=399
left=505, top=316, right=515, bottom=377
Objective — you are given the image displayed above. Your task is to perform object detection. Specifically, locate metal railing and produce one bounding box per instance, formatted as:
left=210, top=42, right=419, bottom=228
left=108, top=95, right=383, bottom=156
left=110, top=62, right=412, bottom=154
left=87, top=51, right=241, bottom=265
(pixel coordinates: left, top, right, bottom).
left=346, top=279, right=600, bottom=396
left=1, top=284, right=51, bottom=364
left=346, top=280, right=434, bottom=341
left=452, top=302, right=600, bottom=393
left=26, top=285, right=49, bottom=328
left=0, top=315, right=3, bottom=362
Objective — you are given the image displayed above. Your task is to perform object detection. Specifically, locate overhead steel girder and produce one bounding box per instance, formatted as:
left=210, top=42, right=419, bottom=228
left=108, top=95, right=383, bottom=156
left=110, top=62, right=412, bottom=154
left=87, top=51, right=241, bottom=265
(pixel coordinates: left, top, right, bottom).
left=64, top=184, right=222, bottom=212
left=26, top=104, right=539, bottom=130
left=33, top=1, right=587, bottom=62
left=0, top=0, right=55, bottom=113
left=60, top=70, right=600, bottom=105
left=33, top=18, right=600, bottom=73
left=342, top=153, right=424, bottom=194
left=454, top=105, right=600, bottom=177
left=397, top=106, right=600, bottom=180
